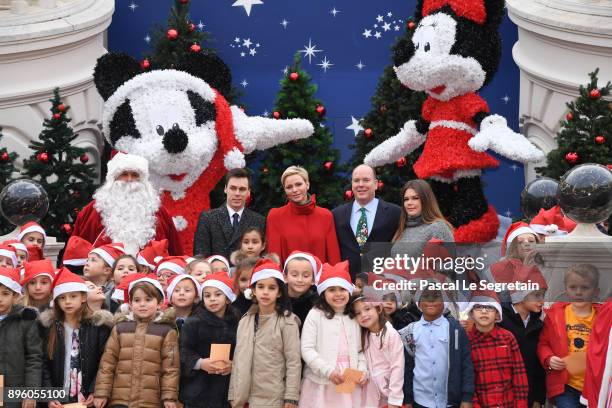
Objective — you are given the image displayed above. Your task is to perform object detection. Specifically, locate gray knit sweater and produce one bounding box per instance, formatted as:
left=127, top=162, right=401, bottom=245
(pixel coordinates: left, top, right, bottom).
left=390, top=218, right=454, bottom=259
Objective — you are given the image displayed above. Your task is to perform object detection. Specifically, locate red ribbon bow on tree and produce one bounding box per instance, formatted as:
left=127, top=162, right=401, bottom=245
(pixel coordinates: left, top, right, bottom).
left=422, top=0, right=487, bottom=24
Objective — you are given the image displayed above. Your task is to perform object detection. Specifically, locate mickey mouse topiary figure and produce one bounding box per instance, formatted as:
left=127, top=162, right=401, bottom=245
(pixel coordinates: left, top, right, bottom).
left=365, top=0, right=544, bottom=243
left=94, top=52, right=314, bottom=254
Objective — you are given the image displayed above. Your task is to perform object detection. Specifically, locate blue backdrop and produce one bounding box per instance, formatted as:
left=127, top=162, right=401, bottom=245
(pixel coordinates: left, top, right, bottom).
left=108, top=0, right=525, bottom=218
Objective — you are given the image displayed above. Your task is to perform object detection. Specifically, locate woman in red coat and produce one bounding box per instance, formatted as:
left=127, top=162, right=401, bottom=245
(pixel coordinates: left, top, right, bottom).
left=266, top=166, right=341, bottom=266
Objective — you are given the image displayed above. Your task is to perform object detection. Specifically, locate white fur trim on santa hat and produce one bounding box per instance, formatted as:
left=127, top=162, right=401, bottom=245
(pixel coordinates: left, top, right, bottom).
left=465, top=300, right=503, bottom=323
left=106, top=152, right=150, bottom=181
left=8, top=242, right=27, bottom=253
left=317, top=277, right=354, bottom=296
left=224, top=147, right=246, bottom=170
left=167, top=274, right=201, bottom=302
left=128, top=277, right=165, bottom=301
left=202, top=279, right=236, bottom=302
left=17, top=225, right=46, bottom=242
left=284, top=252, right=318, bottom=281
left=136, top=253, right=155, bottom=269
left=206, top=256, right=230, bottom=272
left=157, top=262, right=185, bottom=276
left=111, top=288, right=125, bottom=302
left=53, top=281, right=88, bottom=300
left=0, top=249, right=18, bottom=268
left=63, top=258, right=87, bottom=266
left=251, top=268, right=285, bottom=285
left=90, top=248, right=116, bottom=268
left=506, top=226, right=536, bottom=244
left=530, top=223, right=566, bottom=236
left=0, top=275, right=21, bottom=294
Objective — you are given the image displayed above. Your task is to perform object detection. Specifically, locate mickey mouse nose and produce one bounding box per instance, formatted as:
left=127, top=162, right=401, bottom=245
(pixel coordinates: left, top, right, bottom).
left=163, top=124, right=188, bottom=154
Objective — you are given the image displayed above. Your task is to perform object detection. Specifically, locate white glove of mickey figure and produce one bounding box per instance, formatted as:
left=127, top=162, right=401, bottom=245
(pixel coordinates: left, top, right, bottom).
left=468, top=114, right=544, bottom=163
left=364, top=120, right=426, bottom=167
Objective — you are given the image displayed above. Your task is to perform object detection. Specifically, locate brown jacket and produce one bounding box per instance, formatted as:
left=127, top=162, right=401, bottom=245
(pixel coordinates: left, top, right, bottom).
left=227, top=305, right=301, bottom=408
left=94, top=309, right=180, bottom=407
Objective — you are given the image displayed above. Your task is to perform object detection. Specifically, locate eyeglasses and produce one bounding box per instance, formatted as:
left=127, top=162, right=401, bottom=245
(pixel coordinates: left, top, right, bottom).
left=472, top=304, right=497, bottom=312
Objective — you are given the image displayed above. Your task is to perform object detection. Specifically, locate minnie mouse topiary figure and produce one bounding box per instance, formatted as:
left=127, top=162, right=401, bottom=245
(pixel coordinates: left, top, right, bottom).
left=364, top=0, right=544, bottom=243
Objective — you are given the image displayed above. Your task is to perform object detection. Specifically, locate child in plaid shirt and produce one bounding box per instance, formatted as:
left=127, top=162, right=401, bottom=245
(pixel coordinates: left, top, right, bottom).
left=467, top=292, right=529, bottom=408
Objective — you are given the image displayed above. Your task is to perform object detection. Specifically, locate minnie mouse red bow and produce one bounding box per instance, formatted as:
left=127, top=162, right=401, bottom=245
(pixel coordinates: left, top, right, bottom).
left=422, top=0, right=487, bottom=24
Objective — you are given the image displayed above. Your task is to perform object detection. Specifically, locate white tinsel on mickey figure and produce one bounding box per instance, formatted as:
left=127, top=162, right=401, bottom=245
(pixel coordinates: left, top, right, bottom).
left=93, top=52, right=314, bottom=254
left=365, top=0, right=544, bottom=243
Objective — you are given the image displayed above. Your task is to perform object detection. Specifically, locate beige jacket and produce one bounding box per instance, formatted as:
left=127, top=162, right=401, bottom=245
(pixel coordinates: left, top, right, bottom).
left=300, top=307, right=367, bottom=384
left=227, top=305, right=301, bottom=408
left=94, top=309, right=179, bottom=408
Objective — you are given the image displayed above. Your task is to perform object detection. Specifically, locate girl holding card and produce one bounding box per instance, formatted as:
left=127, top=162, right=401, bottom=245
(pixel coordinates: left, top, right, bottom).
left=179, top=272, right=240, bottom=408
left=228, top=259, right=302, bottom=408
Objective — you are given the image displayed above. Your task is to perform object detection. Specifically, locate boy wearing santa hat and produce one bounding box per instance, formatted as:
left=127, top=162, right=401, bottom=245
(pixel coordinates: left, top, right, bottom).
left=84, top=243, right=125, bottom=295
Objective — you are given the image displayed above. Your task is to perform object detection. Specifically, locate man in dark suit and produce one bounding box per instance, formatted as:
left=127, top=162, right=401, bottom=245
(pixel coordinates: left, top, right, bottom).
left=332, top=164, right=401, bottom=280
left=193, top=168, right=265, bottom=259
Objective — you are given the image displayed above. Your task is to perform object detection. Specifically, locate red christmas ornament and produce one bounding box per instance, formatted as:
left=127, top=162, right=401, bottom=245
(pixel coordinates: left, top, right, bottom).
left=407, top=21, right=416, bottom=30
left=379, top=105, right=388, bottom=113
left=316, top=105, right=326, bottom=116
left=364, top=128, right=373, bottom=138
left=140, top=59, right=150, bottom=70
left=344, top=190, right=354, bottom=201
left=37, top=152, right=49, bottom=163
left=565, top=152, right=579, bottom=164
left=190, top=43, right=201, bottom=53
left=273, top=111, right=280, bottom=119
left=396, top=157, right=407, bottom=167
left=188, top=22, right=196, bottom=32
left=324, top=161, right=333, bottom=171
left=167, top=29, right=178, bottom=41
left=566, top=112, right=574, bottom=121
left=60, top=223, right=73, bottom=235
left=589, top=89, right=601, bottom=99
left=80, top=153, right=89, bottom=163
left=0, top=152, right=9, bottom=162
left=595, top=135, right=606, bottom=144
left=53, top=113, right=61, bottom=120
left=179, top=0, right=189, bottom=3
left=289, top=72, right=299, bottom=81
left=261, top=166, right=269, bottom=174
left=376, top=180, right=384, bottom=190
left=608, top=164, right=612, bottom=170
left=57, top=104, right=65, bottom=112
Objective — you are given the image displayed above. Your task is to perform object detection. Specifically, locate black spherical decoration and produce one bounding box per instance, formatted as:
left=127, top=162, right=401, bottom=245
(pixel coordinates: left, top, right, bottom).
left=557, top=164, right=612, bottom=224
left=0, top=179, right=49, bottom=226
left=521, top=177, right=559, bottom=219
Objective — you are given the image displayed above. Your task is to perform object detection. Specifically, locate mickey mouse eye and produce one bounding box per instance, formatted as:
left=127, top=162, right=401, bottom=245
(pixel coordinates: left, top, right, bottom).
left=415, top=43, right=420, bottom=50
left=172, top=123, right=180, bottom=130
left=424, top=42, right=431, bottom=52
left=156, top=125, right=164, bottom=135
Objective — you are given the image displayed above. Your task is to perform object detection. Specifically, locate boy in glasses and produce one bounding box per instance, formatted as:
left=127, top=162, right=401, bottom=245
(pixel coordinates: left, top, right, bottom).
left=467, top=291, right=529, bottom=408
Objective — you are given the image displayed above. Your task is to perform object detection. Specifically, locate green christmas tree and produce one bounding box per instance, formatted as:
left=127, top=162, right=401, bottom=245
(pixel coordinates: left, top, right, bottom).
left=144, top=0, right=209, bottom=69
left=537, top=69, right=612, bottom=179
left=22, top=88, right=97, bottom=238
left=348, top=21, right=426, bottom=203
left=249, top=52, right=347, bottom=215
left=0, top=126, right=19, bottom=234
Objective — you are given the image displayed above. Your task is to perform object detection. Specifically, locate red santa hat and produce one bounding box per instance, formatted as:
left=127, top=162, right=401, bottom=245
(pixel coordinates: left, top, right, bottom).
left=21, top=259, right=55, bottom=286
left=250, top=258, right=284, bottom=285
left=0, top=266, right=22, bottom=294
left=502, top=221, right=537, bottom=256
left=52, top=267, right=88, bottom=300
left=63, top=236, right=94, bottom=266
left=465, top=289, right=503, bottom=322
left=3, top=239, right=27, bottom=255
left=317, top=261, right=355, bottom=295
left=201, top=272, right=236, bottom=302
left=529, top=205, right=576, bottom=237
left=156, top=256, right=188, bottom=276
left=137, top=239, right=169, bottom=269
left=206, top=255, right=231, bottom=272
left=89, top=243, right=125, bottom=267
left=0, top=245, right=18, bottom=268
left=510, top=268, right=549, bottom=304
left=17, top=221, right=46, bottom=243
left=112, top=272, right=144, bottom=302
left=106, top=152, right=149, bottom=181
left=166, top=274, right=201, bottom=302
left=284, top=251, right=323, bottom=284
left=127, top=273, right=165, bottom=302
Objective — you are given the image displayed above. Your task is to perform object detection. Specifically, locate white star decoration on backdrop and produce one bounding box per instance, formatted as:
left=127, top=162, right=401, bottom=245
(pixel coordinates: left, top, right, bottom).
left=232, top=0, right=263, bottom=16
left=504, top=209, right=512, bottom=218
left=318, top=56, right=333, bottom=72
left=300, top=38, right=322, bottom=64
left=502, top=95, right=511, bottom=104
left=374, top=32, right=382, bottom=39
left=240, top=79, right=249, bottom=88
left=362, top=29, right=372, bottom=38
left=364, top=12, right=403, bottom=40
left=510, top=164, right=518, bottom=172
left=376, top=15, right=384, bottom=22
left=330, top=7, right=340, bottom=17
left=197, top=20, right=205, bottom=31
left=243, top=38, right=252, bottom=48
left=346, top=116, right=364, bottom=136
left=282, top=66, right=289, bottom=75
left=144, top=34, right=151, bottom=43
left=356, top=61, right=365, bottom=70
left=382, top=22, right=391, bottom=31
left=129, top=2, right=138, bottom=11
left=280, top=19, right=289, bottom=28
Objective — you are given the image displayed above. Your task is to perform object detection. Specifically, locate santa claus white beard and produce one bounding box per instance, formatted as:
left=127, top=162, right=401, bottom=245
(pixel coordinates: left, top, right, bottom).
left=93, top=180, right=161, bottom=255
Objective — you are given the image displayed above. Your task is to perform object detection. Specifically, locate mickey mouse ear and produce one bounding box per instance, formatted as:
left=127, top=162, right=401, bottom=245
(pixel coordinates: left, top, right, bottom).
left=177, top=51, right=232, bottom=100
left=93, top=53, right=142, bottom=101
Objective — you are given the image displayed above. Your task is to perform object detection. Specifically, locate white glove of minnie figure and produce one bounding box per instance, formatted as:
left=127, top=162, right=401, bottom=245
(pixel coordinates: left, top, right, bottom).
left=468, top=114, right=544, bottom=163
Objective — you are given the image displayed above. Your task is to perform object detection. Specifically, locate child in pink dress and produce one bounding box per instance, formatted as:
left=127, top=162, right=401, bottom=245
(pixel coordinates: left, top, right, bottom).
left=299, top=261, right=366, bottom=407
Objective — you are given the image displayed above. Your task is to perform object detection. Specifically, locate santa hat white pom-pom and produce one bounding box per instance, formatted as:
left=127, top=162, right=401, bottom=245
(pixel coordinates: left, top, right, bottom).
left=224, top=148, right=246, bottom=170
left=244, top=288, right=253, bottom=300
